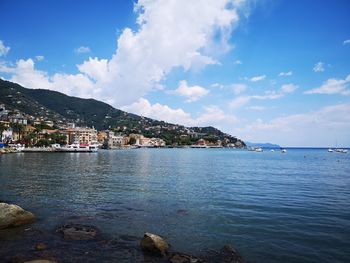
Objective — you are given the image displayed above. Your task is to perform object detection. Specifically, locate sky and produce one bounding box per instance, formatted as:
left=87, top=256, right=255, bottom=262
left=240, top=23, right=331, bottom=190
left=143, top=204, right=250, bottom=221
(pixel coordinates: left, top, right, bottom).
left=0, top=0, right=350, bottom=147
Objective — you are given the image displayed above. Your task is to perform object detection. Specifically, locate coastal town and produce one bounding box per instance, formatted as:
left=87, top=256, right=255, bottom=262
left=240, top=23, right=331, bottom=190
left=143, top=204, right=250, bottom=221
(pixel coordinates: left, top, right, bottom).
left=0, top=103, right=243, bottom=153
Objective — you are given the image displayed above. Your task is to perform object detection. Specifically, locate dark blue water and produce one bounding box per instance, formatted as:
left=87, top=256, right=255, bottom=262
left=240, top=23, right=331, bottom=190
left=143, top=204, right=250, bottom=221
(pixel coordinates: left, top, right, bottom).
left=0, top=149, right=349, bottom=262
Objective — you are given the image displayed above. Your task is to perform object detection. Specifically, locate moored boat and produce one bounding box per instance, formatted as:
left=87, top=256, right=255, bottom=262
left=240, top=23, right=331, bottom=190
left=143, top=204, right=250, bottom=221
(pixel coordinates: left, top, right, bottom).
left=335, top=148, right=348, bottom=153
left=55, top=143, right=98, bottom=152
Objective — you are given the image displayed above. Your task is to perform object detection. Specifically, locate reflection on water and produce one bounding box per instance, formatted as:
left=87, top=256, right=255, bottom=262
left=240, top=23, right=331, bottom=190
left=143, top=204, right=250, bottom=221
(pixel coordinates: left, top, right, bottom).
left=1, top=149, right=350, bottom=262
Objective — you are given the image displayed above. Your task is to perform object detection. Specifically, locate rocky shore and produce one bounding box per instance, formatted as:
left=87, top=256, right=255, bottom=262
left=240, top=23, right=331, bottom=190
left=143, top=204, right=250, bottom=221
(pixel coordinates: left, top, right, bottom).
left=0, top=202, right=245, bottom=263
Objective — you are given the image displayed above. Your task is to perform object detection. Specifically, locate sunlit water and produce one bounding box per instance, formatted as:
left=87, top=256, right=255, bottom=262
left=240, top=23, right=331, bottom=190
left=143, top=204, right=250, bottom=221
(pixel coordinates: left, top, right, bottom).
left=1, top=149, right=349, bottom=262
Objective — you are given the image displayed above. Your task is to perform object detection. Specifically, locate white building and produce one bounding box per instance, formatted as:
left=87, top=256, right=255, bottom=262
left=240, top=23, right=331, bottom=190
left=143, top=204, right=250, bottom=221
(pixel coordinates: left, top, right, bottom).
left=1, top=128, right=13, bottom=142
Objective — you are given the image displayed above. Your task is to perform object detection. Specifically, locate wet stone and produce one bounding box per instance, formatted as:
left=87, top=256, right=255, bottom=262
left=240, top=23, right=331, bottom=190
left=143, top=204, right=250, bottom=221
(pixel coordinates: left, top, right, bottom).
left=56, top=224, right=98, bottom=240
left=34, top=243, right=47, bottom=250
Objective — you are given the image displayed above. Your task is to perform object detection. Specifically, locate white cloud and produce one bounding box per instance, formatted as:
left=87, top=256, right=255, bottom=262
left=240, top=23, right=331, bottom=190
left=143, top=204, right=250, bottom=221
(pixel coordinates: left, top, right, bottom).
left=74, top=46, right=91, bottom=54
left=229, top=83, right=298, bottom=108
left=233, top=59, right=242, bottom=64
left=278, top=71, right=292, bottom=77
left=304, top=74, right=350, bottom=95
left=229, top=95, right=251, bottom=109
left=35, top=55, right=44, bottom=61
left=247, top=105, right=266, bottom=111
left=249, top=75, right=266, bottom=82
left=231, top=83, right=247, bottom=94
left=280, top=83, right=298, bottom=93
left=234, top=104, right=350, bottom=147
left=121, top=98, right=236, bottom=127
left=210, top=83, right=224, bottom=89
left=313, top=62, right=325, bottom=72
left=1, top=59, right=95, bottom=98
left=0, top=40, right=10, bottom=56
left=0, top=0, right=247, bottom=107
left=343, top=39, right=350, bottom=45
left=172, top=80, right=209, bottom=102
left=121, top=98, right=194, bottom=125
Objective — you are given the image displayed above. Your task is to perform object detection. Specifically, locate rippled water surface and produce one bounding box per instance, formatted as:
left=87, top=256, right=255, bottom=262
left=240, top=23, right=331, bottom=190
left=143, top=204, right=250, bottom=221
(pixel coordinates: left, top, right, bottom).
left=1, top=149, right=350, bottom=262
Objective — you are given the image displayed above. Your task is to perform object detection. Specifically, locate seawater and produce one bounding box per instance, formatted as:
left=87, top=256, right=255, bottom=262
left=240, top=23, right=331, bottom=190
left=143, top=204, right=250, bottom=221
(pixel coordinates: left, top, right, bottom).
left=0, top=148, right=349, bottom=262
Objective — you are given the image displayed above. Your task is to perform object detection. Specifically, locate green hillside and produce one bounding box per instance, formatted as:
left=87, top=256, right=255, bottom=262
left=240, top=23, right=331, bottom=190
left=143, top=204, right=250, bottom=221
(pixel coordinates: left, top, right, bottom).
left=0, top=78, right=245, bottom=146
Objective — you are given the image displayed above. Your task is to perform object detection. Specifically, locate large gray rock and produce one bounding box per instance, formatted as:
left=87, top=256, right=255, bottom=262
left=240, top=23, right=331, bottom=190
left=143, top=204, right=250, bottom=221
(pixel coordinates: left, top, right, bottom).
left=0, top=202, right=35, bottom=229
left=140, top=232, right=169, bottom=256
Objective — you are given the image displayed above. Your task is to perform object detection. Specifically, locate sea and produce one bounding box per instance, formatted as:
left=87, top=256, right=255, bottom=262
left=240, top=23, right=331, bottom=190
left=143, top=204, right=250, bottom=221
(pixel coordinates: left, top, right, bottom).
left=0, top=148, right=349, bottom=263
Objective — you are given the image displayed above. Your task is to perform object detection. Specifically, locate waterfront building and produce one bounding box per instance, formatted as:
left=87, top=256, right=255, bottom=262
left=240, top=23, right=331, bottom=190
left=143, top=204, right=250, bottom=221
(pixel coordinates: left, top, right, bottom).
left=1, top=128, right=13, bottom=143
left=108, top=135, right=129, bottom=147
left=61, top=127, right=98, bottom=145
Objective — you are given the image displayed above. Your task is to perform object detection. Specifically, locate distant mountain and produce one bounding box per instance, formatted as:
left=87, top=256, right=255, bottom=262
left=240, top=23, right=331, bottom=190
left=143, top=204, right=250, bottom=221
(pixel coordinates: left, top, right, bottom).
left=246, top=142, right=280, bottom=148
left=0, top=78, right=245, bottom=146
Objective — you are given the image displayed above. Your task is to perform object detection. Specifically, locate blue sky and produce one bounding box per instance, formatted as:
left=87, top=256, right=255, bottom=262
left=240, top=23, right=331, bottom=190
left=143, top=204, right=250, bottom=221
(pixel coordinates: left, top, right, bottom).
left=1, top=0, right=350, bottom=147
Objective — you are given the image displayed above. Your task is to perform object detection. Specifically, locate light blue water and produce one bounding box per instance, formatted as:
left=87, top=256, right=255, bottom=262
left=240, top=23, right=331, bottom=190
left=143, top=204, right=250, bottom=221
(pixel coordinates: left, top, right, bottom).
left=0, top=149, right=349, bottom=262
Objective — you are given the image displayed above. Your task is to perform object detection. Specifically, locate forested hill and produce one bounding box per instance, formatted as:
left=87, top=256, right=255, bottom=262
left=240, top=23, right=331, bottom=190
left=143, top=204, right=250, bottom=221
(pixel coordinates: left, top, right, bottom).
left=0, top=78, right=245, bottom=146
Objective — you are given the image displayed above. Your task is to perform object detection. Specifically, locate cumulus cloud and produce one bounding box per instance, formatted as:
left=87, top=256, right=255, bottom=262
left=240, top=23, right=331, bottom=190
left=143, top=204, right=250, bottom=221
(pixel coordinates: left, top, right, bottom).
left=0, top=40, right=10, bottom=56
left=121, top=98, right=236, bottom=127
left=304, top=74, right=350, bottom=95
left=172, top=80, right=209, bottom=102
left=249, top=75, right=266, bottom=82
left=313, top=62, right=325, bottom=72
left=343, top=39, right=350, bottom=45
left=278, top=71, right=292, bottom=77
left=0, top=0, right=247, bottom=107
left=0, top=59, right=94, bottom=98
left=234, top=104, right=350, bottom=147
left=74, top=46, right=91, bottom=54
left=229, top=83, right=297, bottom=108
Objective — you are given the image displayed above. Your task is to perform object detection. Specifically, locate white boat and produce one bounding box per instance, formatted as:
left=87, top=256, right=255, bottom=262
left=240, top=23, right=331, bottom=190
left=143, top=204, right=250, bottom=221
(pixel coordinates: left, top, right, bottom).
left=55, top=143, right=98, bottom=152
left=328, top=149, right=334, bottom=152
left=270, top=149, right=275, bottom=152
left=254, top=147, right=263, bottom=152
left=335, top=148, right=348, bottom=153
left=281, top=149, right=287, bottom=153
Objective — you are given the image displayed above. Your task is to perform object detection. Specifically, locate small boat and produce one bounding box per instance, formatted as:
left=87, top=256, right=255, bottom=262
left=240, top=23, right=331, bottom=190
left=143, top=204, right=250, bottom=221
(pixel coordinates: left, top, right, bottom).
left=281, top=149, right=287, bottom=153
left=335, top=148, right=348, bottom=153
left=270, top=149, right=275, bottom=152
left=254, top=147, right=263, bottom=152
left=328, top=149, right=334, bottom=152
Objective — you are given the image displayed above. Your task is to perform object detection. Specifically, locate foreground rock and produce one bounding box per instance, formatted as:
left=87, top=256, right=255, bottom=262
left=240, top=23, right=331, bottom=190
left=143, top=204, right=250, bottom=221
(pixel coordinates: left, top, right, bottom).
left=0, top=202, right=35, bottom=229
left=204, top=245, right=245, bottom=263
left=24, top=260, right=57, bottom=263
left=168, top=252, right=204, bottom=263
left=140, top=232, right=169, bottom=256
left=56, top=224, right=98, bottom=240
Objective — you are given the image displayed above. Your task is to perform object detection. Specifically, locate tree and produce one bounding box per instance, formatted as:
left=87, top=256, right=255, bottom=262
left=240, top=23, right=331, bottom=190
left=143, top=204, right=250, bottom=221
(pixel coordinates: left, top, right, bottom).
left=129, top=137, right=136, bottom=145
left=11, top=123, right=25, bottom=142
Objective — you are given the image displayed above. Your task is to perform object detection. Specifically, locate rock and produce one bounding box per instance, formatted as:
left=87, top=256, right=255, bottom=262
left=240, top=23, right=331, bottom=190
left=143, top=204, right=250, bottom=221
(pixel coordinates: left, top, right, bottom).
left=35, top=242, right=47, bottom=250
left=140, top=232, right=169, bottom=256
left=218, top=245, right=245, bottom=263
left=0, top=202, right=35, bottom=229
left=56, top=224, right=98, bottom=240
left=168, top=252, right=203, bottom=263
left=24, top=260, right=56, bottom=263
